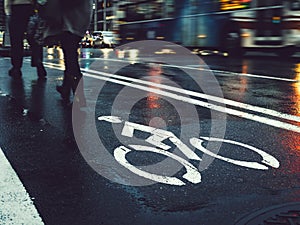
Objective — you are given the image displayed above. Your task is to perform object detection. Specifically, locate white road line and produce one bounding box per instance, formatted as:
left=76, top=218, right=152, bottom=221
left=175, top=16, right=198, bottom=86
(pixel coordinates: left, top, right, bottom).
left=167, top=64, right=299, bottom=82
left=40, top=58, right=299, bottom=82
left=78, top=57, right=299, bottom=82
left=77, top=67, right=300, bottom=124
left=84, top=72, right=300, bottom=133
left=0, top=148, right=44, bottom=225
left=43, top=61, right=300, bottom=133
left=43, top=61, right=300, bottom=124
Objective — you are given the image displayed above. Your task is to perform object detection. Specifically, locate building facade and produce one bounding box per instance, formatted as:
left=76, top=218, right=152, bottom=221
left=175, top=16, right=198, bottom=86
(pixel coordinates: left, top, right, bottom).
left=91, top=0, right=175, bottom=32
left=92, top=0, right=116, bottom=31
left=0, top=0, right=5, bottom=31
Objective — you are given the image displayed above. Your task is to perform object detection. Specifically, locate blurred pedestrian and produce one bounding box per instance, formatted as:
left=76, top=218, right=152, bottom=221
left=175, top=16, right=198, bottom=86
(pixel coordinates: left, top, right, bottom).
left=4, top=0, right=47, bottom=79
left=43, top=0, right=93, bottom=106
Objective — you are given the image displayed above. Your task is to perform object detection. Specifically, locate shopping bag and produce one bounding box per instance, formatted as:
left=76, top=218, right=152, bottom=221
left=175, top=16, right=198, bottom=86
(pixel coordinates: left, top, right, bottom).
left=27, top=13, right=47, bottom=46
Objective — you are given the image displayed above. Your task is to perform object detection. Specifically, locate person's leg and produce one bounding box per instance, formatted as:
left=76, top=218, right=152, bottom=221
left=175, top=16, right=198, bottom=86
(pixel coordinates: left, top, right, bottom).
left=28, top=16, right=47, bottom=78
left=9, top=5, right=33, bottom=77
left=57, top=32, right=84, bottom=105
left=60, top=32, right=82, bottom=79
left=30, top=41, right=40, bottom=67
left=36, top=46, right=47, bottom=78
left=31, top=42, right=47, bottom=78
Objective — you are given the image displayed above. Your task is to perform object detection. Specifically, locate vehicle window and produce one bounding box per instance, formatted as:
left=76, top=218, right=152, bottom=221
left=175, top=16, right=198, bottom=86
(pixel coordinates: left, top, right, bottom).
left=290, top=0, right=300, bottom=10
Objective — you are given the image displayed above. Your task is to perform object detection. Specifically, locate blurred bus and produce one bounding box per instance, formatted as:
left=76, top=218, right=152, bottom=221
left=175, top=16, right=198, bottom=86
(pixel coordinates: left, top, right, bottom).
left=118, top=0, right=300, bottom=57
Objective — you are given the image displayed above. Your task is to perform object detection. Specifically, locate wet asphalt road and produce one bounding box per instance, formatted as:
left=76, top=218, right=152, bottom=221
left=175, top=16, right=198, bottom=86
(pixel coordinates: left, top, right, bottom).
left=0, top=45, right=300, bottom=225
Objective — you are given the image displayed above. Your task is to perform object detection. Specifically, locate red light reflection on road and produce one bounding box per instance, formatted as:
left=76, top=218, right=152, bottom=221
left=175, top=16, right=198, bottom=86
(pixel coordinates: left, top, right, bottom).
left=242, top=60, right=249, bottom=75
left=290, top=63, right=300, bottom=158
left=147, top=95, right=160, bottom=109
left=279, top=63, right=300, bottom=182
left=292, top=63, right=300, bottom=116
left=275, top=137, right=300, bottom=202
left=146, top=63, right=163, bottom=109
left=232, top=60, right=249, bottom=102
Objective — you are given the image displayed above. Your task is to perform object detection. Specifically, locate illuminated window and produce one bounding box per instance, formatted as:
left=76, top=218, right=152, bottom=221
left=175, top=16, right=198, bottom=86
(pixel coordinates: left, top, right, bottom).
left=290, top=0, right=300, bottom=10
left=220, top=0, right=251, bottom=11
left=120, top=0, right=174, bottom=22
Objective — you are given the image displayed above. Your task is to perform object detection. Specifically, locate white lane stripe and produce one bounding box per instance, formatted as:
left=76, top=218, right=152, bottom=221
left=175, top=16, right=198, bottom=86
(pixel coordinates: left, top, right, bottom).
left=40, top=58, right=299, bottom=82
left=79, top=57, right=299, bottom=82
left=83, top=72, right=300, bottom=133
left=42, top=61, right=300, bottom=132
left=170, top=65, right=299, bottom=82
left=0, top=148, right=44, bottom=225
left=75, top=67, right=300, bottom=124
left=43, top=61, right=300, bottom=123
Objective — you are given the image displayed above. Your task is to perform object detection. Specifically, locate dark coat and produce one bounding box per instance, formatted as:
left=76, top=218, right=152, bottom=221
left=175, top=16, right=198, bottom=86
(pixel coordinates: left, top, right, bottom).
left=44, top=0, right=93, bottom=39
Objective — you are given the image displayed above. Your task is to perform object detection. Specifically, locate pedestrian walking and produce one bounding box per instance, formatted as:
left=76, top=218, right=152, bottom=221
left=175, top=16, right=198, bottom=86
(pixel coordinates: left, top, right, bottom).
left=43, top=0, right=93, bottom=106
left=4, top=0, right=47, bottom=79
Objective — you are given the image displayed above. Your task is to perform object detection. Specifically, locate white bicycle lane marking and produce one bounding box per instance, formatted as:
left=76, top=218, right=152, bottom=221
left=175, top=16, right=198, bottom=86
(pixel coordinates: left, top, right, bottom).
left=0, top=147, right=44, bottom=224
left=43, top=61, right=300, bottom=133
left=98, top=116, right=280, bottom=186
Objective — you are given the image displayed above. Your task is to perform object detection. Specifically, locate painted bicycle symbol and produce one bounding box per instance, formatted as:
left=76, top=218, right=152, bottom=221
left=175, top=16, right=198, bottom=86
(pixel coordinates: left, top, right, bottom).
left=98, top=115, right=280, bottom=186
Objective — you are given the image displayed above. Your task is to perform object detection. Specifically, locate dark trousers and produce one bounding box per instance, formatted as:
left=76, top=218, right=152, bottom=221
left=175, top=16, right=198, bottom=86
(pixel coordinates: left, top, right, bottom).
left=30, top=39, right=44, bottom=67
left=9, top=4, right=43, bottom=69
left=60, top=32, right=82, bottom=79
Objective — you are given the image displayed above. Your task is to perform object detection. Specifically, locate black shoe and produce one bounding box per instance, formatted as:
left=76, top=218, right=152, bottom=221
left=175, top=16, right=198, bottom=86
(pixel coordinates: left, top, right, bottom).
left=56, top=85, right=71, bottom=103
left=8, top=67, right=22, bottom=78
left=37, top=65, right=47, bottom=78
